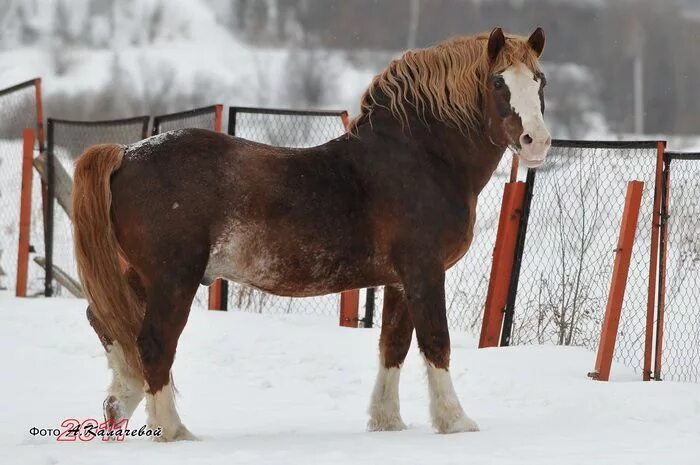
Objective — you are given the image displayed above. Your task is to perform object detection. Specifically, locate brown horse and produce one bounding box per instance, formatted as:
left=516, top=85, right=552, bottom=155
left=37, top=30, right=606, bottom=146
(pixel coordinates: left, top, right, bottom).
left=73, top=27, right=550, bottom=441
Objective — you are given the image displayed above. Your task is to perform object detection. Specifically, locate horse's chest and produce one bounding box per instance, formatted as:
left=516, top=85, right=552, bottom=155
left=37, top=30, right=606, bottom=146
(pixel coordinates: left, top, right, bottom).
left=444, top=197, right=477, bottom=267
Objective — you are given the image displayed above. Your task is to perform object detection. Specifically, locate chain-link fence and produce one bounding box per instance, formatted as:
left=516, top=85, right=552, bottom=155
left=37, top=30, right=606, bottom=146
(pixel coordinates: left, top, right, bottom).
left=152, top=105, right=222, bottom=309
left=46, top=117, right=149, bottom=296
left=226, top=107, right=348, bottom=316
left=0, top=79, right=45, bottom=295
left=508, top=141, right=660, bottom=376
left=443, top=154, right=514, bottom=332
left=229, top=107, right=347, bottom=147
left=152, top=105, right=222, bottom=136
left=658, top=152, right=700, bottom=382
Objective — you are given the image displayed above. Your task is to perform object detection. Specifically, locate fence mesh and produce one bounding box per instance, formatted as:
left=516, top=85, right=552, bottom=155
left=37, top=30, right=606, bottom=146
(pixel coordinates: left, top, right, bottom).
left=509, top=141, right=659, bottom=376
left=152, top=106, right=221, bottom=309
left=659, top=153, right=700, bottom=382
left=447, top=154, right=515, bottom=331
left=0, top=80, right=44, bottom=295
left=153, top=105, right=221, bottom=136
left=47, top=117, right=149, bottom=296
left=227, top=107, right=347, bottom=316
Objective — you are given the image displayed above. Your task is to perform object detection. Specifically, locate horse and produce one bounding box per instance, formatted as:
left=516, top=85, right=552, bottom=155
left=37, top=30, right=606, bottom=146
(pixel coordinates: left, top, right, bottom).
left=73, top=27, right=551, bottom=441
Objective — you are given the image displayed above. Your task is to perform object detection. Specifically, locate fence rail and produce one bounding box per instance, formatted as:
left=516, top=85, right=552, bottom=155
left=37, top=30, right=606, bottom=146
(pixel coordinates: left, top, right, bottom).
left=153, top=105, right=223, bottom=136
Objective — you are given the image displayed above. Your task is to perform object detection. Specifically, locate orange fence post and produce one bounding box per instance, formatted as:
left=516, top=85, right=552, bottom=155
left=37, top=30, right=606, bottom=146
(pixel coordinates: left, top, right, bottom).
left=590, top=181, right=644, bottom=381
left=509, top=153, right=519, bottom=183
left=34, top=79, right=45, bottom=151
left=643, top=141, right=666, bottom=380
left=479, top=181, right=526, bottom=348
left=336, top=110, right=359, bottom=327
left=208, top=282, right=224, bottom=311
left=16, top=128, right=35, bottom=297
left=339, top=289, right=360, bottom=328
left=208, top=104, right=226, bottom=310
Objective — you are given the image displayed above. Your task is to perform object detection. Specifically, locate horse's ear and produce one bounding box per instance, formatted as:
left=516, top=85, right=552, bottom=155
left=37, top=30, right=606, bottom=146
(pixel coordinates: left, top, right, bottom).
left=527, top=27, right=545, bottom=57
left=487, top=27, right=506, bottom=62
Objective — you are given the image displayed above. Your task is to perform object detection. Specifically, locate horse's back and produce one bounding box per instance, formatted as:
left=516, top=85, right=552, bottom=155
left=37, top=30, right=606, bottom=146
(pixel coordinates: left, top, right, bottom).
left=111, top=128, right=380, bottom=295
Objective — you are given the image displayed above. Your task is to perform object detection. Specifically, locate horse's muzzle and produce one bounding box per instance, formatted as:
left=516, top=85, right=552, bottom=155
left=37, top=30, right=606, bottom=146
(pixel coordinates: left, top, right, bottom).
left=517, top=133, right=552, bottom=168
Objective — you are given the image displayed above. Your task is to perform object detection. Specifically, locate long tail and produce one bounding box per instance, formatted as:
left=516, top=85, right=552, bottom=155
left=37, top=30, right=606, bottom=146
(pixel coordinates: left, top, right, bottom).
left=73, top=144, right=144, bottom=372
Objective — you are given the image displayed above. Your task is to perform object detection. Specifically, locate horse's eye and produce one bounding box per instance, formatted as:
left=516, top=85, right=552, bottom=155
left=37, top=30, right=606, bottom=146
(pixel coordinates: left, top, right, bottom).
left=493, top=76, right=505, bottom=90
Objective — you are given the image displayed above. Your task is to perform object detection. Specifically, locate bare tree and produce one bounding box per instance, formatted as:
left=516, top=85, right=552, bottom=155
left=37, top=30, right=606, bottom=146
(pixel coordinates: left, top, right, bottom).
left=515, top=158, right=607, bottom=346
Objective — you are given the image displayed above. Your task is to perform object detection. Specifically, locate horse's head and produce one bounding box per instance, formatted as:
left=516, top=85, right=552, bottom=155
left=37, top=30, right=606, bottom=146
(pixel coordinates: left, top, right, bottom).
left=483, top=27, right=551, bottom=168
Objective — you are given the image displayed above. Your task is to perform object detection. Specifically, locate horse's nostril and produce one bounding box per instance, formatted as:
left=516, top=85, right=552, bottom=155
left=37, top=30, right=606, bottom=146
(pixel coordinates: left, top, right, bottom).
left=522, top=134, right=533, bottom=145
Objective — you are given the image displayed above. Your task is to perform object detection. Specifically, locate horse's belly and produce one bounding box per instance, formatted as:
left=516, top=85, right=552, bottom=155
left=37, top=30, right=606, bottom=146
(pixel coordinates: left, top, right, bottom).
left=204, top=226, right=356, bottom=297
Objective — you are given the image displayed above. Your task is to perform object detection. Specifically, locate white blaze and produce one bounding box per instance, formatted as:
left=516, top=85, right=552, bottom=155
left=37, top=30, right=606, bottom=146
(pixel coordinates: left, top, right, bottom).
left=501, top=63, right=551, bottom=167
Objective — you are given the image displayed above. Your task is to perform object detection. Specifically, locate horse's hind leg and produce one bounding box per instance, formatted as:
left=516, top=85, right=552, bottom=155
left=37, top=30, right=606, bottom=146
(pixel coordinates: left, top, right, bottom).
left=87, top=267, right=147, bottom=425
left=138, top=276, right=199, bottom=442
left=104, top=340, right=146, bottom=422
left=401, top=262, right=478, bottom=434
left=87, top=307, right=145, bottom=423
left=367, top=285, right=413, bottom=431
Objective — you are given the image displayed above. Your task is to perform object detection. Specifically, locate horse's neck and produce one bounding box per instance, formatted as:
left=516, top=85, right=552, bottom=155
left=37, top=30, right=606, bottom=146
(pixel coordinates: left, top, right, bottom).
left=453, top=134, right=506, bottom=195
left=372, top=114, right=507, bottom=197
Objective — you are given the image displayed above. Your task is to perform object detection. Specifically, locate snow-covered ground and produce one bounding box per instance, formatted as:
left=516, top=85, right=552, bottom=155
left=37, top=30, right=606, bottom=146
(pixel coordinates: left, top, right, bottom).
left=1, top=292, right=699, bottom=465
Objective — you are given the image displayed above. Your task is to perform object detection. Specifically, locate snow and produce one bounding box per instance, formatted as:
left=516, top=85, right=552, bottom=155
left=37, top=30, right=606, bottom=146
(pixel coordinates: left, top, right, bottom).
left=1, top=292, right=699, bottom=464
left=125, top=130, right=187, bottom=160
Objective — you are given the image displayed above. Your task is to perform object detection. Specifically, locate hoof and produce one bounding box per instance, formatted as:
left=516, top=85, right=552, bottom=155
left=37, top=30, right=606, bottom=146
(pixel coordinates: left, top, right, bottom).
left=151, top=423, right=198, bottom=442
left=434, top=413, right=479, bottom=434
left=367, top=417, right=407, bottom=432
left=103, top=395, right=125, bottom=423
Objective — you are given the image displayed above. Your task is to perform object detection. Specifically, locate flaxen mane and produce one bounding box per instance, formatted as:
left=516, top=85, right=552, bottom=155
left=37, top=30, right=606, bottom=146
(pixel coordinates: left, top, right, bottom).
left=349, top=33, right=542, bottom=133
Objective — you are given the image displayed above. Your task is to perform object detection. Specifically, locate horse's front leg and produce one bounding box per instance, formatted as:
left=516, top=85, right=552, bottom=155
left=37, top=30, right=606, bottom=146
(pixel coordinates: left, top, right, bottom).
left=400, top=261, right=479, bottom=434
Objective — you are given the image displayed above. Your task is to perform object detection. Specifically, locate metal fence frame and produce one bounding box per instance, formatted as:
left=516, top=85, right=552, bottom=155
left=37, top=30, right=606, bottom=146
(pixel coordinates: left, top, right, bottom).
left=45, top=116, right=150, bottom=296
left=652, top=150, right=700, bottom=381
left=0, top=78, right=45, bottom=296
left=152, top=105, right=223, bottom=136
left=228, top=106, right=350, bottom=136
